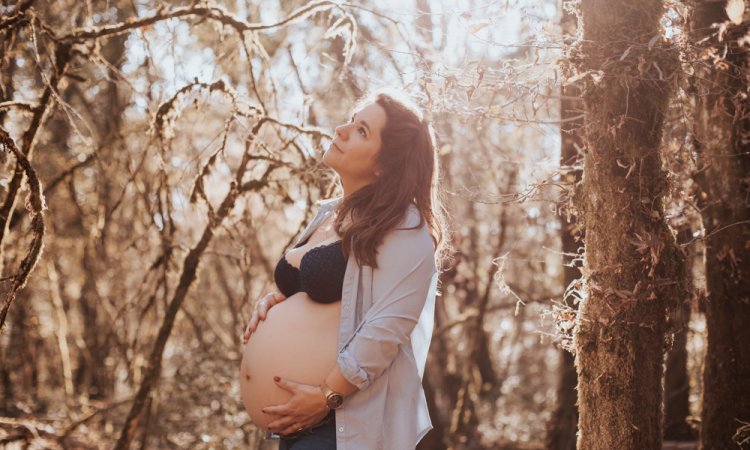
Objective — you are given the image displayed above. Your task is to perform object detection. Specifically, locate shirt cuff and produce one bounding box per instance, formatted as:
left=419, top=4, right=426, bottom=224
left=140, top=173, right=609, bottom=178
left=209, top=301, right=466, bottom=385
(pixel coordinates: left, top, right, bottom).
left=337, top=348, right=370, bottom=390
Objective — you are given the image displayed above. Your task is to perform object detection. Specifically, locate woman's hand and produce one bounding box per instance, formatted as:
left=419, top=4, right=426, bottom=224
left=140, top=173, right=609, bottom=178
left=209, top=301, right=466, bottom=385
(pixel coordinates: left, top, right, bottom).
left=262, top=377, right=330, bottom=436
left=242, top=292, right=286, bottom=344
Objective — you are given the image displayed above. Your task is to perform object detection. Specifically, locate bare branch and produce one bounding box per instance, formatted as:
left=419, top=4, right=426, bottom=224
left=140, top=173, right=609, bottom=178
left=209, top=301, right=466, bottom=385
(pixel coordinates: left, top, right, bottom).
left=0, top=101, right=37, bottom=113
left=59, top=1, right=341, bottom=42
left=0, top=127, right=47, bottom=332
left=0, top=42, right=71, bottom=269
left=114, top=114, right=281, bottom=448
left=0, top=0, right=34, bottom=31
left=43, top=152, right=98, bottom=196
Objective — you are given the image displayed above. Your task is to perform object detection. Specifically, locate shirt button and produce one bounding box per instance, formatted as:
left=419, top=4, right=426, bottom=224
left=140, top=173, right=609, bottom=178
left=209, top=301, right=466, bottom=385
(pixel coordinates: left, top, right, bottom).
left=338, top=426, right=344, bottom=433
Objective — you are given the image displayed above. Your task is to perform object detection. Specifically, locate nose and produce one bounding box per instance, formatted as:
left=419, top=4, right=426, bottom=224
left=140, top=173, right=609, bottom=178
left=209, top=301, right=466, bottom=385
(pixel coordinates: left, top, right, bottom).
left=335, top=124, right=350, bottom=140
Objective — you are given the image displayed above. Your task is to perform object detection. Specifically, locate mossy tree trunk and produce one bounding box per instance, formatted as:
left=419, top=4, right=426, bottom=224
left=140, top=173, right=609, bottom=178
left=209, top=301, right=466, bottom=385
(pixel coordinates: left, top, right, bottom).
left=663, top=228, right=696, bottom=441
left=663, top=294, right=694, bottom=440
left=546, top=3, right=582, bottom=450
left=571, top=0, right=687, bottom=448
left=688, top=2, right=750, bottom=449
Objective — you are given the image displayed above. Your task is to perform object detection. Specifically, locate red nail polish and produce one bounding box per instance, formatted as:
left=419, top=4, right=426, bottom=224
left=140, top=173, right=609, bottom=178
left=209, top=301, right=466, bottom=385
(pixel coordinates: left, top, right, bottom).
left=273, top=376, right=280, bottom=382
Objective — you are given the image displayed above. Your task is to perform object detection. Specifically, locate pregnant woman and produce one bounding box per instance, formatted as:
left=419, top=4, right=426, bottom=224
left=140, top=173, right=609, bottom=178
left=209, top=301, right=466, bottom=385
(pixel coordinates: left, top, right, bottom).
left=240, top=89, right=450, bottom=450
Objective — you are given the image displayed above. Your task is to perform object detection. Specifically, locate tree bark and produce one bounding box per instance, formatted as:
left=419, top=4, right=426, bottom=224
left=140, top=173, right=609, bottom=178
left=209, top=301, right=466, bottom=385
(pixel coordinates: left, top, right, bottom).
left=663, top=228, right=696, bottom=441
left=546, top=3, right=582, bottom=448
left=688, top=2, right=750, bottom=449
left=663, top=294, right=694, bottom=440
left=572, top=0, right=687, bottom=448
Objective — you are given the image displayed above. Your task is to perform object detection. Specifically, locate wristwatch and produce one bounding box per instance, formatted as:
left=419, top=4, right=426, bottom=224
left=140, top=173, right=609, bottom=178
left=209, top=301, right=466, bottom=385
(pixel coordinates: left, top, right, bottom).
left=320, top=382, right=344, bottom=409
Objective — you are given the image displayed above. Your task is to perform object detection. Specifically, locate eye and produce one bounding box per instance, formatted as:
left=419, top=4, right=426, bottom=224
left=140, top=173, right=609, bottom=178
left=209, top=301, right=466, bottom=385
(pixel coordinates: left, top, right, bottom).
left=358, top=127, right=366, bottom=137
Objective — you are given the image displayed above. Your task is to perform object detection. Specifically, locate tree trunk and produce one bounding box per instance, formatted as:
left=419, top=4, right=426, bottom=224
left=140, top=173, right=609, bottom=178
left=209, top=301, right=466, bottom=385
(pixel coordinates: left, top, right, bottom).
left=663, top=293, right=694, bottom=440
left=547, top=351, right=578, bottom=450
left=663, top=228, right=696, bottom=441
left=572, top=1, right=687, bottom=448
left=688, top=2, right=750, bottom=449
left=546, top=2, right=582, bottom=448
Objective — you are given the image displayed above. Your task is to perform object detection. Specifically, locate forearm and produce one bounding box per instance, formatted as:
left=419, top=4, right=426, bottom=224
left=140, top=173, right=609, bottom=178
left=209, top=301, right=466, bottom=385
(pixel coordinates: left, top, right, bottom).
left=324, top=363, right=358, bottom=397
left=323, top=222, right=435, bottom=396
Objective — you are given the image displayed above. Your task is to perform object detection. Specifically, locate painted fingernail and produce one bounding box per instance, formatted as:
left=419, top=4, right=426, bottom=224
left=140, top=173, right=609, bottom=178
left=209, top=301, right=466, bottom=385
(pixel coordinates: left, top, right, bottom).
left=273, top=376, right=280, bottom=382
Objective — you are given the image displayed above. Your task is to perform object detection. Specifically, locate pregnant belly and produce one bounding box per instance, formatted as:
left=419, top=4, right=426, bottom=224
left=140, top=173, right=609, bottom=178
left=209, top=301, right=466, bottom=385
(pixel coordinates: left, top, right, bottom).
left=240, top=294, right=340, bottom=430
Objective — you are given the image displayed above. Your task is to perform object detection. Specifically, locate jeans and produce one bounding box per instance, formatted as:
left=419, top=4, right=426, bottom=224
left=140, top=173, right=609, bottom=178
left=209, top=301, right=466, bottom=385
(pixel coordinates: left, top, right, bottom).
left=278, top=410, right=336, bottom=450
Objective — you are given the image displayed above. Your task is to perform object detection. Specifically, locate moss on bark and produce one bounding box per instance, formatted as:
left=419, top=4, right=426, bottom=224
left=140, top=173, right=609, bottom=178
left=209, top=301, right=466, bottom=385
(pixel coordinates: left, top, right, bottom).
left=571, top=0, right=688, bottom=448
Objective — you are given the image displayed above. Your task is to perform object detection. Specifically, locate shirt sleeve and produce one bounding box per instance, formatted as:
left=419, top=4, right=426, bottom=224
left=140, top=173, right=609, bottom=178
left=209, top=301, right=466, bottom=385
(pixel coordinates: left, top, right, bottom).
left=336, top=214, right=437, bottom=390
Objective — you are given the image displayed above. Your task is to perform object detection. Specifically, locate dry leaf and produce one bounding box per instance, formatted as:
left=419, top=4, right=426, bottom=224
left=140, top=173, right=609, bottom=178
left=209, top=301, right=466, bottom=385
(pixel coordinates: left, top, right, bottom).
left=647, top=34, right=660, bottom=51
left=619, top=46, right=632, bottom=61
left=468, top=20, right=491, bottom=34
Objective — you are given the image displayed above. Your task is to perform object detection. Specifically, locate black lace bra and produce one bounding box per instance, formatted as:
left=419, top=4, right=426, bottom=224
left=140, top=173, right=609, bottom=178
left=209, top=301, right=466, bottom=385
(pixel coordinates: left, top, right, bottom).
left=273, top=236, right=348, bottom=304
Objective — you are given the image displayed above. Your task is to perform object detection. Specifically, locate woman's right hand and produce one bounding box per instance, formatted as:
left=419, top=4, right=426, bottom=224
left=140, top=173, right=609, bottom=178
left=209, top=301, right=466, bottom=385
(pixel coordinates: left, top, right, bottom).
left=242, top=292, right=286, bottom=344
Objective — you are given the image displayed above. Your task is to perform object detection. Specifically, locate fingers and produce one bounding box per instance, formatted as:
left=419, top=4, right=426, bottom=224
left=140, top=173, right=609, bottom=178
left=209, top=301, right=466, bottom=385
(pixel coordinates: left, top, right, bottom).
left=261, top=378, right=300, bottom=414
left=268, top=409, right=329, bottom=436
left=249, top=312, right=259, bottom=331
left=242, top=292, right=285, bottom=343
left=280, top=423, right=304, bottom=436
left=241, top=311, right=259, bottom=344
left=258, top=302, right=270, bottom=320
left=267, top=415, right=307, bottom=436
left=273, top=376, right=299, bottom=394
left=242, top=320, right=251, bottom=343
left=262, top=402, right=291, bottom=416
left=255, top=292, right=276, bottom=321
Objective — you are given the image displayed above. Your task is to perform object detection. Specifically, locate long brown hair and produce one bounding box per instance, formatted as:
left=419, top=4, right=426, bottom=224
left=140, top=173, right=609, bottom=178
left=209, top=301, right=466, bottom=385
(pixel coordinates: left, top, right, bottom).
left=332, top=89, right=452, bottom=271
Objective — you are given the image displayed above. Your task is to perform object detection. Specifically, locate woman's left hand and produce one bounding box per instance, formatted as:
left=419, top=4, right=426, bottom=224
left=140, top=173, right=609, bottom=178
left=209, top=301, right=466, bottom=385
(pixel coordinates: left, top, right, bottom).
left=262, top=377, right=331, bottom=436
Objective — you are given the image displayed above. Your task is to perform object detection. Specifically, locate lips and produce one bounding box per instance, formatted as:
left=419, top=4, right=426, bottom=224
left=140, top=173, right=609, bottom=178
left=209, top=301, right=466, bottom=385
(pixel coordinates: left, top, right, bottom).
left=332, top=143, right=344, bottom=153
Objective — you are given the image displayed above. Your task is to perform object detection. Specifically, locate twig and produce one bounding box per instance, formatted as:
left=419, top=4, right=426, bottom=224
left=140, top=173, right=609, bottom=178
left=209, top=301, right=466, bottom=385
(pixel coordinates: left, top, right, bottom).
left=42, top=152, right=98, bottom=196
left=59, top=397, right=133, bottom=440
left=0, top=128, right=47, bottom=333
left=114, top=117, right=280, bottom=449
left=59, top=1, right=341, bottom=42
left=0, top=0, right=34, bottom=31
left=0, top=42, right=71, bottom=273
left=0, top=101, right=36, bottom=113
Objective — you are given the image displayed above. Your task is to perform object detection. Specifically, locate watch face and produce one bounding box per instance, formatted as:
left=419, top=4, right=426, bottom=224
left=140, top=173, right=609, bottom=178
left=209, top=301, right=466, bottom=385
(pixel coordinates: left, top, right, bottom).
left=327, top=393, right=344, bottom=409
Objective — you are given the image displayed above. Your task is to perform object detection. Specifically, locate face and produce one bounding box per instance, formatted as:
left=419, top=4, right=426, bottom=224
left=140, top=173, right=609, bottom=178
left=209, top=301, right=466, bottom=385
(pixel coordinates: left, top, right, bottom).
left=323, top=102, right=387, bottom=188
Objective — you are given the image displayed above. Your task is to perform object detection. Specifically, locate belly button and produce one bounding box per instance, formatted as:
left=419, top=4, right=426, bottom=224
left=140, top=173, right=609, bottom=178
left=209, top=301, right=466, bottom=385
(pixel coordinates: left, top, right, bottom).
left=245, top=374, right=251, bottom=381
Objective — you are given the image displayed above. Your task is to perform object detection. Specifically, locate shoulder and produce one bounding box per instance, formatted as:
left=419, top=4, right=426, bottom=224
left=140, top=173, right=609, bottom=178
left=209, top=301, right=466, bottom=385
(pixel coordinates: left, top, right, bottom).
left=396, top=203, right=422, bottom=230
left=383, top=204, right=434, bottom=254
left=375, top=207, right=436, bottom=273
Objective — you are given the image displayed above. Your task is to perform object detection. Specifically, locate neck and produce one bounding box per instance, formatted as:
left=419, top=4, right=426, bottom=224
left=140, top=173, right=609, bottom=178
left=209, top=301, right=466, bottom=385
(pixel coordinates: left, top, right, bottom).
left=340, top=175, right=376, bottom=199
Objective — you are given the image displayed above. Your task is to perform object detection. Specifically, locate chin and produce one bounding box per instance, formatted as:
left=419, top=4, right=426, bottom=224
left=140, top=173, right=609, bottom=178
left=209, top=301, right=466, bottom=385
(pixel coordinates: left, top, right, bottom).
left=322, top=152, right=339, bottom=172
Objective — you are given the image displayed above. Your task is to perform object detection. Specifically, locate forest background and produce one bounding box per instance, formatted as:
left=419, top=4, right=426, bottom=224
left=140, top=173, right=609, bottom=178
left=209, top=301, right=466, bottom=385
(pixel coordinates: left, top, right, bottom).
left=0, top=0, right=748, bottom=449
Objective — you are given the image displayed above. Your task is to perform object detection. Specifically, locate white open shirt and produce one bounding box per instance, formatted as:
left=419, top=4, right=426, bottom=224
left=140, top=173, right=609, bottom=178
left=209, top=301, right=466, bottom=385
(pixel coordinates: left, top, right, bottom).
left=293, top=196, right=438, bottom=450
